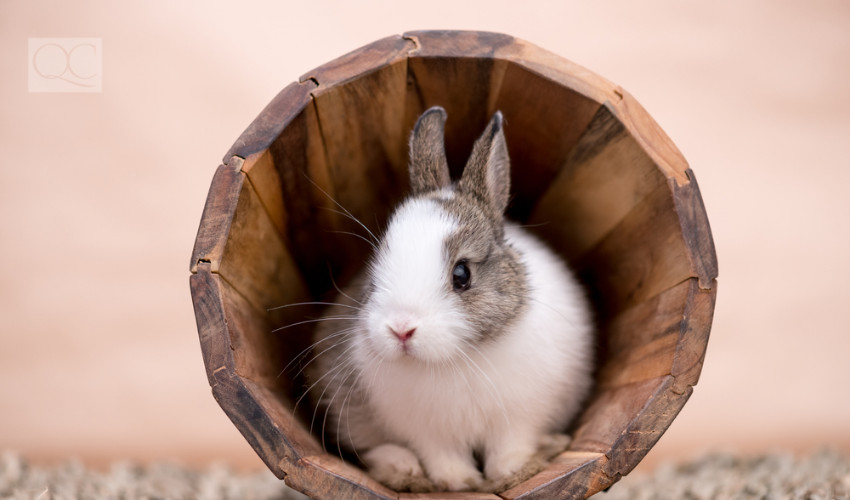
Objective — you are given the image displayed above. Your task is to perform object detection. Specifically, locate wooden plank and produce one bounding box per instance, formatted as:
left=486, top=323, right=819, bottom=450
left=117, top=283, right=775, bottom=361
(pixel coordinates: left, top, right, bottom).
left=595, top=278, right=716, bottom=391
left=604, top=379, right=692, bottom=477
left=527, top=105, right=666, bottom=261
left=399, top=492, right=501, bottom=499
left=190, top=159, right=243, bottom=274
left=490, top=63, right=602, bottom=220
left=212, top=372, right=323, bottom=480
left=189, top=262, right=237, bottom=386
left=240, top=150, right=286, bottom=238
left=670, top=280, right=717, bottom=393
left=608, top=90, right=690, bottom=186
left=224, top=79, right=317, bottom=162
left=241, top=378, right=324, bottom=463
left=570, top=375, right=692, bottom=478
left=267, top=99, right=355, bottom=296
left=574, top=180, right=694, bottom=318
left=216, top=266, right=301, bottom=390
left=595, top=279, right=691, bottom=390
left=404, top=30, right=621, bottom=107
left=191, top=265, right=322, bottom=476
left=307, top=36, right=413, bottom=252
left=286, top=454, right=398, bottom=500
left=217, top=168, right=310, bottom=313
left=671, top=169, right=719, bottom=290
left=500, top=452, right=610, bottom=500
left=570, top=376, right=671, bottom=454
left=301, top=35, right=415, bottom=93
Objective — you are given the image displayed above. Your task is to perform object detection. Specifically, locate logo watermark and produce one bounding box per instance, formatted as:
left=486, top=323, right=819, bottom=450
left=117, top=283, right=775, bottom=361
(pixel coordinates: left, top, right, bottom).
left=28, top=38, right=102, bottom=93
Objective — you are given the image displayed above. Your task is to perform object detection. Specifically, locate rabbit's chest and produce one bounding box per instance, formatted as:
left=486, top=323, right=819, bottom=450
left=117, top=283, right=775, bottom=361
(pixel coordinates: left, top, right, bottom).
left=363, top=356, right=524, bottom=439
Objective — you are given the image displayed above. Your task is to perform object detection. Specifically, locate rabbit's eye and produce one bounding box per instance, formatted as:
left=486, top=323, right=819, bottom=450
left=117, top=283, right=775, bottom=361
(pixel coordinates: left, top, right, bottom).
left=452, top=261, right=471, bottom=291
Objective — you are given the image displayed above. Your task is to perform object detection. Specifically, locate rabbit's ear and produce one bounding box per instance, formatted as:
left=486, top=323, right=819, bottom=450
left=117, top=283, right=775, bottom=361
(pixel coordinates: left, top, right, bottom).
left=409, top=106, right=451, bottom=194
left=459, top=111, right=510, bottom=215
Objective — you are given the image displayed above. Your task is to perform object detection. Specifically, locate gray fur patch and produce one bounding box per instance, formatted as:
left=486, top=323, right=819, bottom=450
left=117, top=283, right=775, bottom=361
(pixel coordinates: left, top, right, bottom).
left=439, top=194, right=529, bottom=343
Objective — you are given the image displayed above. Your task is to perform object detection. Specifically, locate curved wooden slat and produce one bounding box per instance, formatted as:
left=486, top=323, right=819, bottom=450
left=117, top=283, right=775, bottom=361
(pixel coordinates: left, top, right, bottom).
left=574, top=180, right=696, bottom=318
left=191, top=265, right=323, bottom=473
left=268, top=101, right=349, bottom=295
left=190, top=159, right=243, bottom=274
left=528, top=105, right=666, bottom=261
left=224, top=80, right=317, bottom=162
left=492, top=63, right=602, bottom=220
left=286, top=454, right=397, bottom=500
left=307, top=35, right=413, bottom=243
left=501, top=453, right=608, bottom=500
left=608, top=90, right=690, bottom=186
left=240, top=150, right=286, bottom=238
left=217, top=166, right=309, bottom=313
left=670, top=170, right=718, bottom=290
left=595, top=278, right=715, bottom=391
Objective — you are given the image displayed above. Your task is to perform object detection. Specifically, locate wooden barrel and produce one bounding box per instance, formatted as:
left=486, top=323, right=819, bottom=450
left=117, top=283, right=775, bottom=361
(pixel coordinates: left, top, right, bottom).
left=189, top=30, right=718, bottom=499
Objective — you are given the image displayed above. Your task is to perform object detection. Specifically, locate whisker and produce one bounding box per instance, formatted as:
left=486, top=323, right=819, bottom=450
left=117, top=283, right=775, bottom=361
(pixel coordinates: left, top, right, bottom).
left=514, top=220, right=550, bottom=229
left=277, top=326, right=357, bottom=379
left=336, top=366, right=366, bottom=463
left=327, top=230, right=377, bottom=250
left=271, top=315, right=359, bottom=333
left=267, top=301, right=362, bottom=312
left=327, top=265, right=364, bottom=307
left=322, top=363, right=358, bottom=455
left=297, top=354, right=354, bottom=416
left=310, top=186, right=380, bottom=245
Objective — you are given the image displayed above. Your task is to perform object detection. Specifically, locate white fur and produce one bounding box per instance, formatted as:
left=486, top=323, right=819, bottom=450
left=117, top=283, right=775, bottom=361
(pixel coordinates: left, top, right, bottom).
left=362, top=197, right=477, bottom=363
left=349, top=199, right=593, bottom=491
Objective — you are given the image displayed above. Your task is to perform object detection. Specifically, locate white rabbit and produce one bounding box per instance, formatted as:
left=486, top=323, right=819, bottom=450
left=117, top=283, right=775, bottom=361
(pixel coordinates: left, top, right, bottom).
left=306, top=106, right=594, bottom=493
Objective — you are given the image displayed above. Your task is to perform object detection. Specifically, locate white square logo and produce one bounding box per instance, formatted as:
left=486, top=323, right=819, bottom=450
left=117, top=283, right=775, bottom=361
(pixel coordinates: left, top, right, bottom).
left=28, top=38, right=102, bottom=93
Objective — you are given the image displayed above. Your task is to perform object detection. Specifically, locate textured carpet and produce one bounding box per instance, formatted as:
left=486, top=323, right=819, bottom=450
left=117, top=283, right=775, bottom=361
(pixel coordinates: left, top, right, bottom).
left=2, top=450, right=849, bottom=499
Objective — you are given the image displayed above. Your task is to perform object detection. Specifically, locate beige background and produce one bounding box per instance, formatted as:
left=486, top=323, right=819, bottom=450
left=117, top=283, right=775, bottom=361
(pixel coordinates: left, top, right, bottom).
left=1, top=0, right=848, bottom=474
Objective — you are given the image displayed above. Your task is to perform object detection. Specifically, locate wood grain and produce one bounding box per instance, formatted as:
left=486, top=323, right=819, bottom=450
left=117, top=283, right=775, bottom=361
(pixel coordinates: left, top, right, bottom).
left=528, top=105, right=666, bottom=261
left=267, top=99, right=352, bottom=296
left=670, top=280, right=717, bottom=393
left=286, top=454, right=397, bottom=500
left=595, top=279, right=715, bottom=390
left=608, top=89, right=690, bottom=186
left=604, top=379, right=693, bottom=477
left=224, top=80, right=317, bottom=162
left=574, top=180, right=695, bottom=318
left=399, top=492, right=502, bottom=500
left=189, top=158, right=243, bottom=274
left=500, top=452, right=609, bottom=500
left=570, top=375, right=691, bottom=479
left=216, top=166, right=309, bottom=313
left=191, top=265, right=323, bottom=476
left=491, top=63, right=602, bottom=220
left=218, top=265, right=285, bottom=387
left=240, top=150, right=286, bottom=238
left=671, top=169, right=719, bottom=290
left=190, top=262, right=237, bottom=387
left=307, top=35, right=413, bottom=249
left=404, top=30, right=621, bottom=106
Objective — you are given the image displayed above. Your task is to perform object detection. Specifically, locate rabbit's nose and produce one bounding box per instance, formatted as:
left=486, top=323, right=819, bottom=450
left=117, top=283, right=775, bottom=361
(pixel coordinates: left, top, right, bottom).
left=389, top=326, right=416, bottom=342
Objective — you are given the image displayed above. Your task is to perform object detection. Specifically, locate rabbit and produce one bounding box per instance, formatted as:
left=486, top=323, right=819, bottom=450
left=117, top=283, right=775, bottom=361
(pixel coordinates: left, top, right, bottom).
left=305, top=106, right=594, bottom=493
